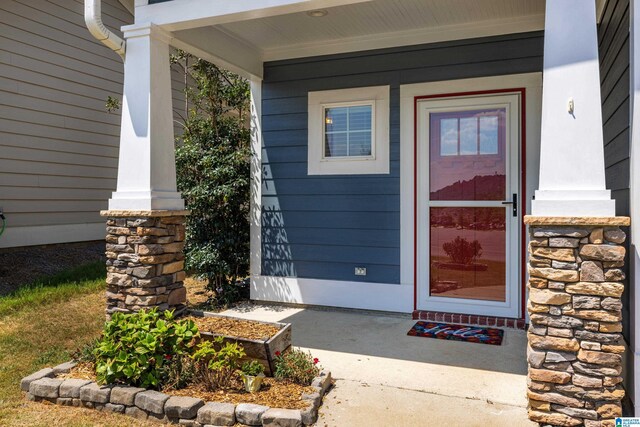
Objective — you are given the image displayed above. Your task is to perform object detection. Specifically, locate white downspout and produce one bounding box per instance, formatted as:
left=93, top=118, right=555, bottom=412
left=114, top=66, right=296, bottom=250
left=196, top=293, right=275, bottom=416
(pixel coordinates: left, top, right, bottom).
left=84, top=0, right=126, bottom=59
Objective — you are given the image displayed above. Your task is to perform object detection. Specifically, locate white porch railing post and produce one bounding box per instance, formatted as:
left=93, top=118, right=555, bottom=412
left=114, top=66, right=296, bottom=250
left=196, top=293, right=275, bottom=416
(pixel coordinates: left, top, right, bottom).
left=109, top=23, right=184, bottom=211
left=532, top=0, right=615, bottom=217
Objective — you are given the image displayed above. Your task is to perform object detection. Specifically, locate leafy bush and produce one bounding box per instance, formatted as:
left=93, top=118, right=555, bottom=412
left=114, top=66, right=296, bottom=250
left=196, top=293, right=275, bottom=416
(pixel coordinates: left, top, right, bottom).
left=192, top=337, right=245, bottom=390
left=241, top=360, right=265, bottom=377
left=273, top=348, right=320, bottom=386
left=173, top=53, right=251, bottom=306
left=93, top=309, right=199, bottom=388
left=442, top=236, right=483, bottom=264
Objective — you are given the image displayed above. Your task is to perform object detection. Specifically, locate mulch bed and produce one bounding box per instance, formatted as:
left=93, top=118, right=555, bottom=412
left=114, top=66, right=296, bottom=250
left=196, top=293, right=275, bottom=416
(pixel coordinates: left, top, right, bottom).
left=188, top=316, right=281, bottom=341
left=168, top=379, right=313, bottom=410
left=63, top=363, right=312, bottom=410
left=59, top=362, right=96, bottom=381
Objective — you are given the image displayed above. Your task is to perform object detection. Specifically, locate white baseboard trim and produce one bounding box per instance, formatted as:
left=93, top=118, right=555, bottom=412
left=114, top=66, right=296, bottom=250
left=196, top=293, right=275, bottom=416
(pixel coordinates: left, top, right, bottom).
left=251, top=275, right=413, bottom=313
left=0, top=223, right=105, bottom=248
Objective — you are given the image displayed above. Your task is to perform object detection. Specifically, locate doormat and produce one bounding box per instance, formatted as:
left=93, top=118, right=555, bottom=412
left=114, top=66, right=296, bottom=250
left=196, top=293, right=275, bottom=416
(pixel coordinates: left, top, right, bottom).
left=407, top=321, right=504, bottom=346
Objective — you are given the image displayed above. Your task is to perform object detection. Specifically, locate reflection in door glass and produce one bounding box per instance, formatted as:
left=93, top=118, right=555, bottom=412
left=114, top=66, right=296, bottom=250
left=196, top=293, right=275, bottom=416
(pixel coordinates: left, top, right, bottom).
left=430, top=108, right=506, bottom=201
left=429, top=207, right=506, bottom=302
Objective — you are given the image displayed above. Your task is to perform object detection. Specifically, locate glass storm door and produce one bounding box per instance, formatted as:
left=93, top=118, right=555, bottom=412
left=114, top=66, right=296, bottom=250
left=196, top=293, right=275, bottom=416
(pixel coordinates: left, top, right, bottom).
left=416, top=94, right=521, bottom=318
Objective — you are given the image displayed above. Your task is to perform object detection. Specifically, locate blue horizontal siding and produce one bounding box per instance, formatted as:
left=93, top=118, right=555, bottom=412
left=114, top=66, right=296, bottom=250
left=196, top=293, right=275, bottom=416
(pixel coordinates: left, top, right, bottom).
left=262, top=261, right=399, bottom=283
left=263, top=159, right=402, bottom=175
left=263, top=195, right=400, bottom=212
left=262, top=32, right=544, bottom=284
left=262, top=227, right=400, bottom=248
left=262, top=211, right=400, bottom=230
left=263, top=244, right=399, bottom=265
left=263, top=177, right=401, bottom=195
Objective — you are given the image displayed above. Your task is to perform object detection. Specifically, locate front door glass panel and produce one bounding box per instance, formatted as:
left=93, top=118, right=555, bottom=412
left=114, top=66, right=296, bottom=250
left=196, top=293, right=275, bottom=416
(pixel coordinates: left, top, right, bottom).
left=429, top=109, right=506, bottom=201
left=429, top=207, right=506, bottom=301
left=428, top=108, right=508, bottom=302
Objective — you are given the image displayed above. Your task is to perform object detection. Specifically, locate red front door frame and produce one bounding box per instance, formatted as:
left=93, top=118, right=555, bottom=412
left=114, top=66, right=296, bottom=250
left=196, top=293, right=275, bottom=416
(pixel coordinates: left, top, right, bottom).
left=412, top=88, right=527, bottom=320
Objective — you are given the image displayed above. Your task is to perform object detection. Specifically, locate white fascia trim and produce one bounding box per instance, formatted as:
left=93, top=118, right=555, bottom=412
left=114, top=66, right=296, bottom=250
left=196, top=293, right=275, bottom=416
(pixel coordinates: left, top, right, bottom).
left=398, top=73, right=543, bottom=288
left=0, top=223, right=105, bottom=249
left=262, top=14, right=544, bottom=62
left=136, top=0, right=373, bottom=32
left=308, top=85, right=390, bottom=175
left=251, top=275, right=413, bottom=313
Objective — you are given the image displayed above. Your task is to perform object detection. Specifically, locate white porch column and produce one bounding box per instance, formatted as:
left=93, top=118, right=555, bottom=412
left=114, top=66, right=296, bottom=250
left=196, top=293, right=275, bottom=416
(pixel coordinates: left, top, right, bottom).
left=249, top=77, right=262, bottom=278
left=109, top=23, right=184, bottom=211
left=630, top=0, right=640, bottom=412
left=532, top=0, right=616, bottom=216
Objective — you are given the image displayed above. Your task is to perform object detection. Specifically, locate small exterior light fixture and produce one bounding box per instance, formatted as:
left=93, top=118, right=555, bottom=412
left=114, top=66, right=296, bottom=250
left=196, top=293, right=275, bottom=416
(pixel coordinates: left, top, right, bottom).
left=307, top=10, right=328, bottom=17
left=567, top=98, right=574, bottom=114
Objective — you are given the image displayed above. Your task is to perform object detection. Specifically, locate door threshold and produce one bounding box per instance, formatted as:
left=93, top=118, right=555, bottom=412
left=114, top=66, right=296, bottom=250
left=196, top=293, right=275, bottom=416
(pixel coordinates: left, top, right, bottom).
left=412, top=310, right=526, bottom=330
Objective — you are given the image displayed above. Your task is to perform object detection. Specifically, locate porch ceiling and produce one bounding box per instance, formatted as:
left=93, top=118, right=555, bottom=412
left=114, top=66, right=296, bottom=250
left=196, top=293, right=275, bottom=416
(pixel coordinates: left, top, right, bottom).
left=221, top=0, right=545, bottom=59
left=165, top=0, right=605, bottom=76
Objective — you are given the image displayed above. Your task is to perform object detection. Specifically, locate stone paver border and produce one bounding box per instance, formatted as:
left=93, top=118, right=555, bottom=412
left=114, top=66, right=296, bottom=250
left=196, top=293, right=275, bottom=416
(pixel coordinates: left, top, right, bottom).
left=22, top=361, right=332, bottom=426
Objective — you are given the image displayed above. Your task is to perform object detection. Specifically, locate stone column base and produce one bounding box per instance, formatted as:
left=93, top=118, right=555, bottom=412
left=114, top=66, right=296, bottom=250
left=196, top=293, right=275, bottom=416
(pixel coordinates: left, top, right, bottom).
left=524, top=216, right=630, bottom=427
left=100, top=210, right=189, bottom=317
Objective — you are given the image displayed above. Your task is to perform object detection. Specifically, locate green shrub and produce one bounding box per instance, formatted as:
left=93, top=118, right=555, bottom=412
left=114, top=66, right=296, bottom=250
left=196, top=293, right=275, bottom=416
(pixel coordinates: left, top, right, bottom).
left=273, top=348, right=320, bottom=386
left=192, top=337, right=245, bottom=390
left=93, top=309, right=199, bottom=388
left=173, top=53, right=251, bottom=306
left=241, top=360, right=265, bottom=377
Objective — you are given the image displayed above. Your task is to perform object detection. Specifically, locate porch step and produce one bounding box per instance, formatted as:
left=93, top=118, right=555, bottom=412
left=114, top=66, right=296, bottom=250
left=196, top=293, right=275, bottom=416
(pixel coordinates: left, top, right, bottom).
left=412, top=310, right=526, bottom=330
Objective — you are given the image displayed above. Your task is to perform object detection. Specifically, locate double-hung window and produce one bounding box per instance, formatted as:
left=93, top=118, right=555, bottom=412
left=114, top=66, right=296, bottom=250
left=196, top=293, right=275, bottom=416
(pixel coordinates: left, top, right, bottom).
left=324, top=103, right=374, bottom=158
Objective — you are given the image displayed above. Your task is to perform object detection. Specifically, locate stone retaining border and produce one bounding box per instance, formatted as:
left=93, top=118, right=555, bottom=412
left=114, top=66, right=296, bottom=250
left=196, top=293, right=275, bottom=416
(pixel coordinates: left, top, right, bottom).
left=22, top=361, right=332, bottom=427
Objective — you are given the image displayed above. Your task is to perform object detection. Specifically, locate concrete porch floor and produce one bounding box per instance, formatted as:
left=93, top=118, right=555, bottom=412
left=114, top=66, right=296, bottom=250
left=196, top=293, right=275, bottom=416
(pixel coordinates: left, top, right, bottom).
left=221, top=303, right=537, bottom=427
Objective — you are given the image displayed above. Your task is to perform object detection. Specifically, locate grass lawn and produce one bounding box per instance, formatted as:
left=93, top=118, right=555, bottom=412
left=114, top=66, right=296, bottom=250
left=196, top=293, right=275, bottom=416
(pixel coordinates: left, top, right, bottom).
left=0, top=262, right=156, bottom=426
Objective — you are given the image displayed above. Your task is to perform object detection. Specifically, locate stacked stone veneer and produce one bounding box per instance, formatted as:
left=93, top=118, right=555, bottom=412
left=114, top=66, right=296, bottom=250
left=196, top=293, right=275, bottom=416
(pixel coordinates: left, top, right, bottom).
left=525, top=217, right=630, bottom=427
left=101, top=210, right=189, bottom=316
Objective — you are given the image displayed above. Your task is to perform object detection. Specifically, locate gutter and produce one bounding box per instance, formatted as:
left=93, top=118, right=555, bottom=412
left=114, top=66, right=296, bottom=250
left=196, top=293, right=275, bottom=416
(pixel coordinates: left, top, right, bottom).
left=84, top=0, right=126, bottom=60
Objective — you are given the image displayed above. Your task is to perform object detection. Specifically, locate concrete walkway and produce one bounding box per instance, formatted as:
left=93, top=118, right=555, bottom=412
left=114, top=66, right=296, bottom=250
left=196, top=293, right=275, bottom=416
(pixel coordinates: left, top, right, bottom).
left=221, top=304, right=536, bottom=427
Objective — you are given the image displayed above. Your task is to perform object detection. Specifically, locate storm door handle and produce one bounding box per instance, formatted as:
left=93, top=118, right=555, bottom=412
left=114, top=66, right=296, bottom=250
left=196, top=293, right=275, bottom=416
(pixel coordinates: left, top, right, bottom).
left=501, top=194, right=518, bottom=217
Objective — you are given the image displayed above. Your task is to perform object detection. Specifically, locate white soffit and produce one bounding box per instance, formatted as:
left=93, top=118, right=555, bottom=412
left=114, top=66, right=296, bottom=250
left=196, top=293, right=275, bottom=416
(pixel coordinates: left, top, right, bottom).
left=172, top=0, right=607, bottom=65
left=214, top=0, right=560, bottom=61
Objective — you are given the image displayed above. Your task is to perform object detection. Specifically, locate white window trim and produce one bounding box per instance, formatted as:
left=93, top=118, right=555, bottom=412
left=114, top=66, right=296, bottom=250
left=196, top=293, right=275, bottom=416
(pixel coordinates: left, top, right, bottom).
left=308, top=85, right=390, bottom=175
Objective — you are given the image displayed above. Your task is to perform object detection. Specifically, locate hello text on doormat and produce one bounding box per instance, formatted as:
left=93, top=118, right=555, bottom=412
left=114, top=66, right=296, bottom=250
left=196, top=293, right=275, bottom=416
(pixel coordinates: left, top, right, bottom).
left=407, top=321, right=504, bottom=345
